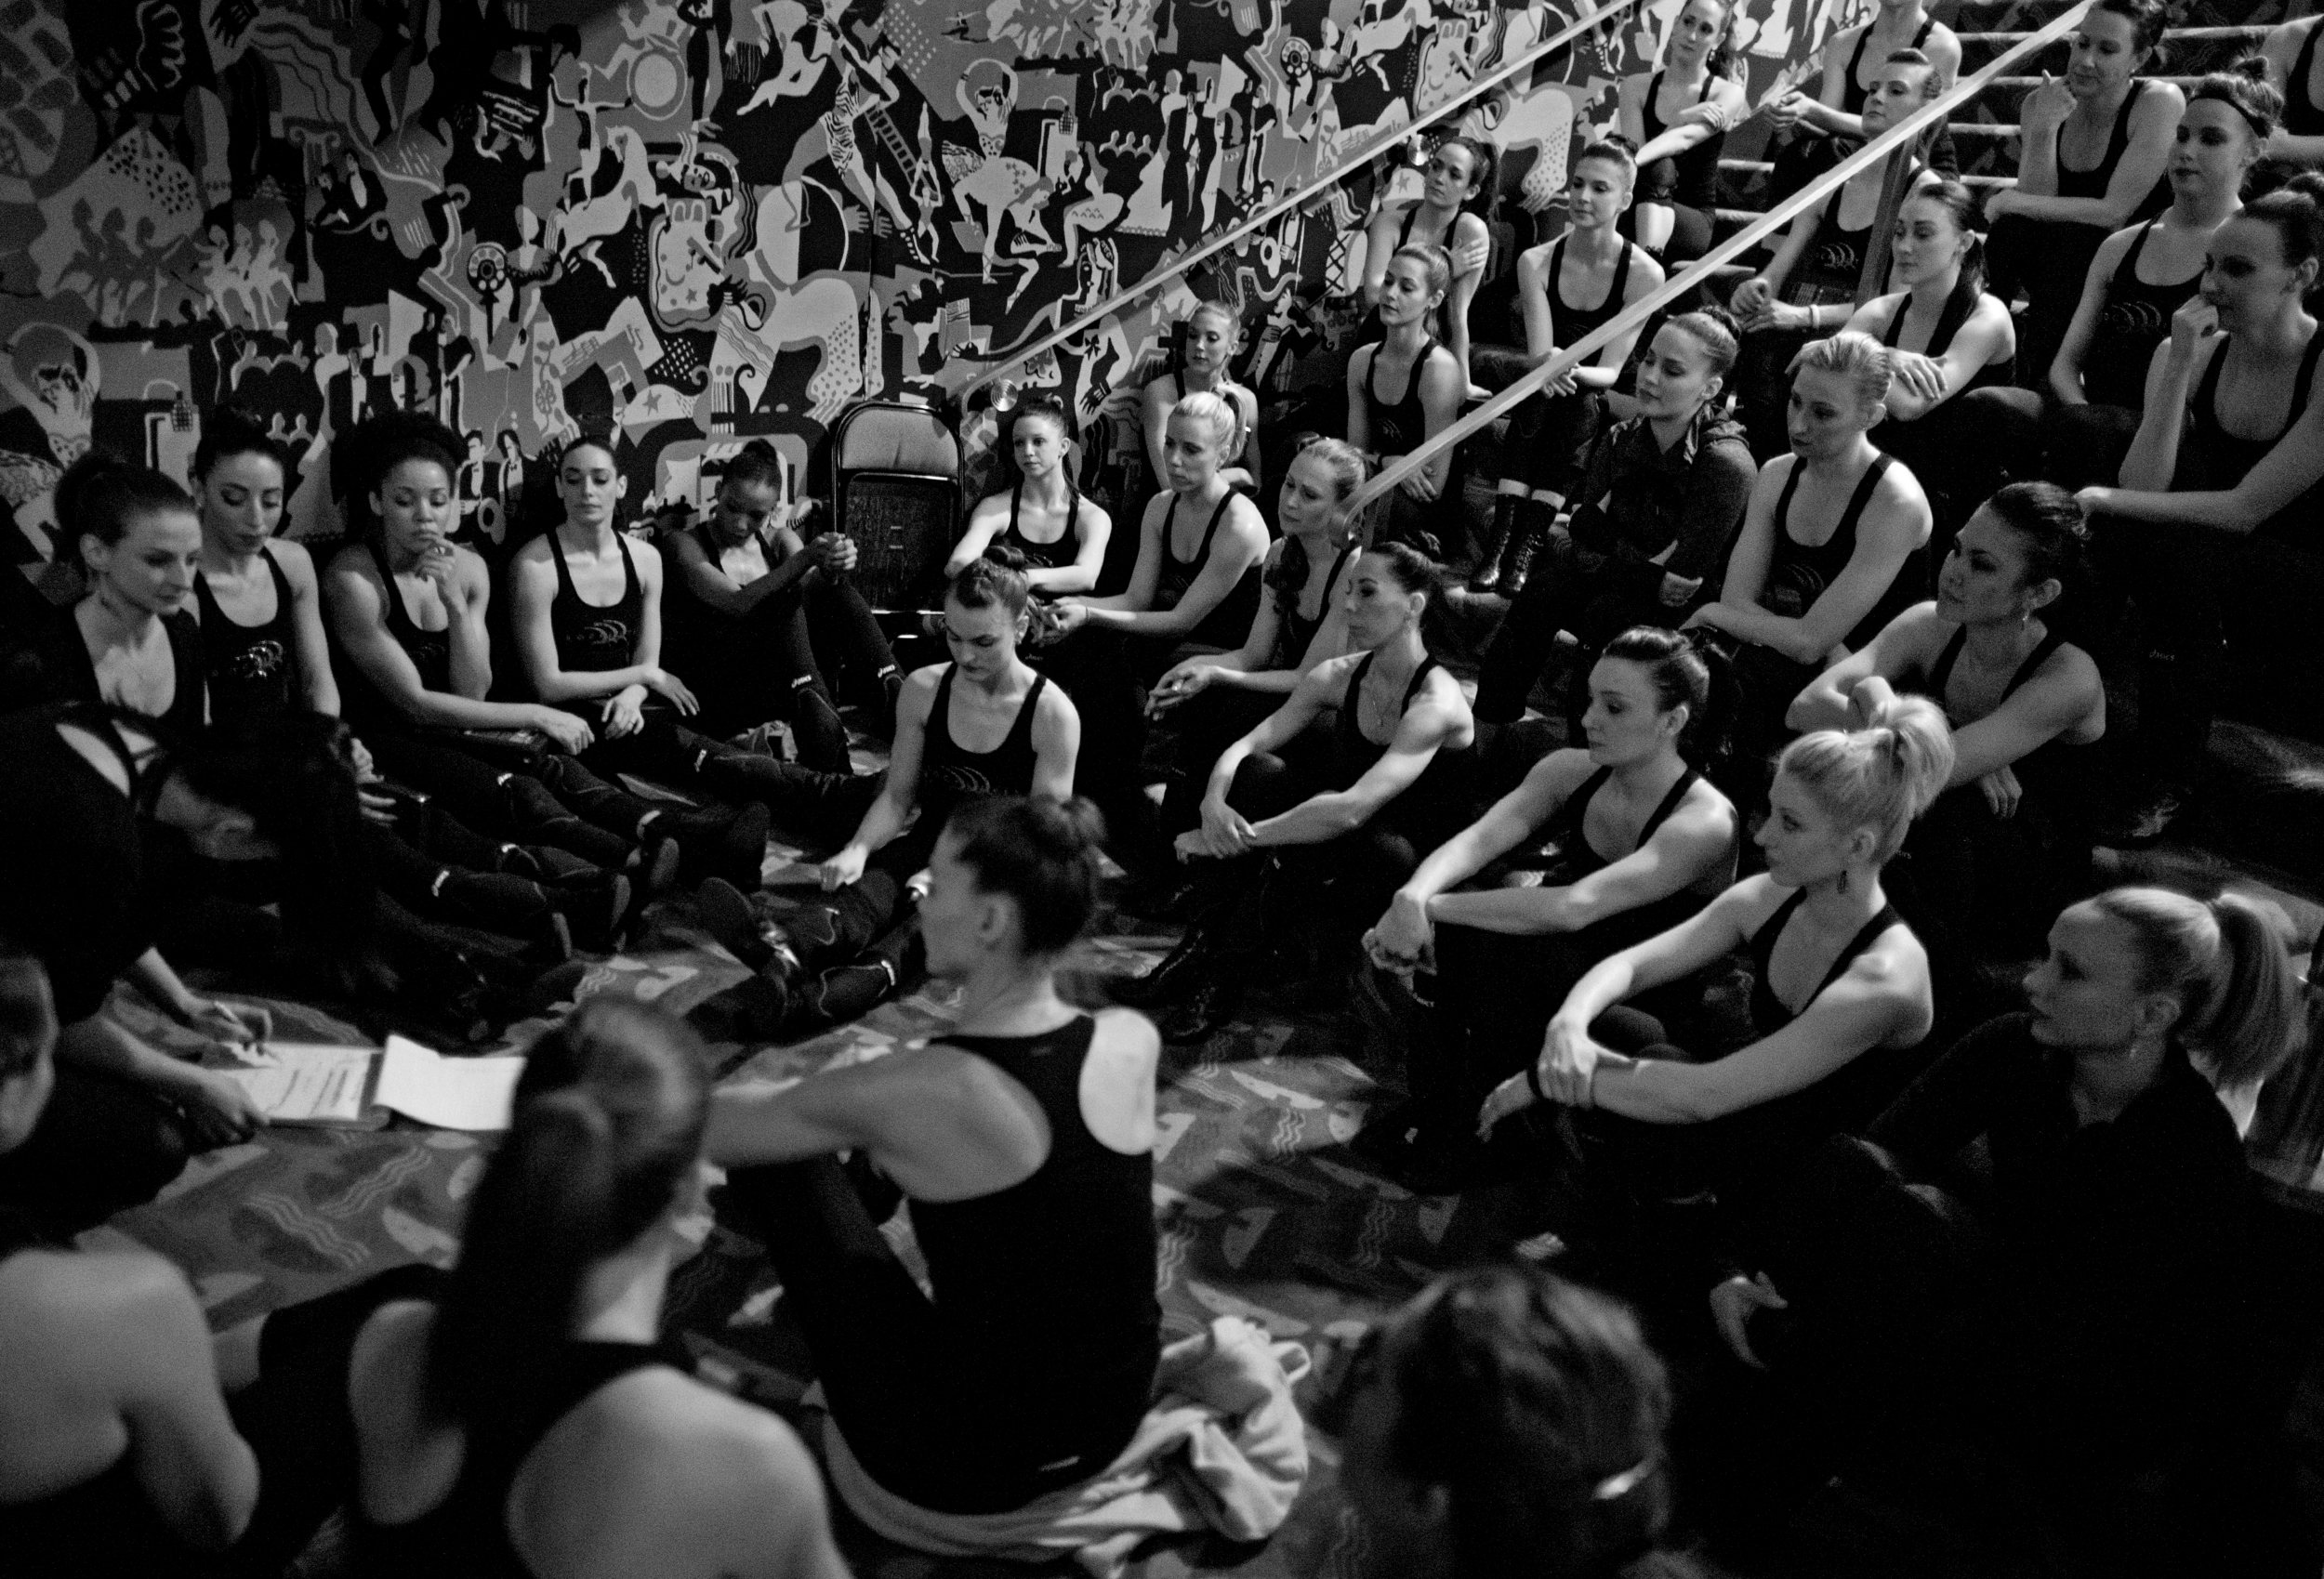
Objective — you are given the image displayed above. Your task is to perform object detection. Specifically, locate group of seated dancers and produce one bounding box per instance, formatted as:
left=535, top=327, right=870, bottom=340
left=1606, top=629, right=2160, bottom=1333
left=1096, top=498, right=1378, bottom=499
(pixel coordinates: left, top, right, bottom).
left=7, top=0, right=2324, bottom=1569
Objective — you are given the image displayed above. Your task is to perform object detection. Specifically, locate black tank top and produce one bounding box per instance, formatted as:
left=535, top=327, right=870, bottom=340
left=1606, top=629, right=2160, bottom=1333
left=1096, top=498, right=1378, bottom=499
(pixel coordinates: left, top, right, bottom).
left=918, top=663, right=1049, bottom=819
left=1879, top=273, right=2009, bottom=401
left=1842, top=16, right=1935, bottom=115
left=546, top=529, right=642, bottom=674
left=364, top=540, right=453, bottom=695
left=1363, top=335, right=1445, bottom=458
left=909, top=1016, right=1160, bottom=1477
left=1002, top=482, right=1083, bottom=572
left=2289, top=21, right=2324, bottom=137
left=2084, top=218, right=2204, bottom=408
left=0, top=603, right=205, bottom=739
left=2056, top=79, right=2168, bottom=221
left=355, top=1331, right=685, bottom=1578
left=2176, top=332, right=2324, bottom=543
left=193, top=548, right=297, bottom=727
left=1550, top=236, right=1638, bottom=349
left=1641, top=69, right=1724, bottom=209
left=1765, top=454, right=1923, bottom=651
left=1273, top=542, right=1355, bottom=669
left=1155, top=492, right=1262, bottom=650
left=1749, top=888, right=1905, bottom=1035
left=1551, top=764, right=1701, bottom=882
left=1330, top=649, right=1439, bottom=781
left=1799, top=162, right=1921, bottom=296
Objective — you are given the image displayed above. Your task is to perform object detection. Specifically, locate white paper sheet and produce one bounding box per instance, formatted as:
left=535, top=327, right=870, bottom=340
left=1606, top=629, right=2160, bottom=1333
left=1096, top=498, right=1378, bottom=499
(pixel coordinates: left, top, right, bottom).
left=219, top=1042, right=376, bottom=1125
left=375, top=1036, right=526, bottom=1132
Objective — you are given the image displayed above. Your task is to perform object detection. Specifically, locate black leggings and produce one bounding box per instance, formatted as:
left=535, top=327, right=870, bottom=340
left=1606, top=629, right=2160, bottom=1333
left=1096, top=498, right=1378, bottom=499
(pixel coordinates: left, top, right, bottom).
left=0, top=1060, right=191, bottom=1237
left=677, top=576, right=895, bottom=765
left=1474, top=532, right=1685, bottom=724
left=1984, top=214, right=2114, bottom=390
left=364, top=732, right=647, bottom=870
left=722, top=1158, right=1142, bottom=1515
left=1155, top=687, right=1293, bottom=836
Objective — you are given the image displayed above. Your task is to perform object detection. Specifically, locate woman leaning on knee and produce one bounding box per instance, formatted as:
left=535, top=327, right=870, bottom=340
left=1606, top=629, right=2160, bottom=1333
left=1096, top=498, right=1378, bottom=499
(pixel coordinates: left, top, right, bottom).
left=1476, top=702, right=1954, bottom=1201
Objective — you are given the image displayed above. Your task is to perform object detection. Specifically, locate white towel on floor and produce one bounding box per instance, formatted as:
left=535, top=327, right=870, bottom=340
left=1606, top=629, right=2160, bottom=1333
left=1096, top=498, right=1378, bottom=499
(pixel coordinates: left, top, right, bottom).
left=813, top=1316, right=1312, bottom=1575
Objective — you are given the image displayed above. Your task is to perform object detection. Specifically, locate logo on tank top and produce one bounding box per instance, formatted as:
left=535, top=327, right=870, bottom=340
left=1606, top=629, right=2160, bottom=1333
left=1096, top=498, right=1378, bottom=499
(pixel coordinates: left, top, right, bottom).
left=222, top=639, right=286, bottom=681
left=570, top=617, right=634, bottom=653
left=2099, top=297, right=2168, bottom=338
left=1811, top=240, right=1863, bottom=278
left=926, top=765, right=998, bottom=799
left=1765, top=560, right=1828, bottom=621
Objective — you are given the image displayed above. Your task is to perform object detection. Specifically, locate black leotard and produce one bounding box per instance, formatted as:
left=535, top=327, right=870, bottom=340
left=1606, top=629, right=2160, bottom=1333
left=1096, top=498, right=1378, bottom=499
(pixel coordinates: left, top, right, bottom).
left=918, top=663, right=1048, bottom=822
left=1640, top=69, right=1724, bottom=210
left=194, top=548, right=297, bottom=726
left=0, top=706, right=153, bottom=1023
left=545, top=529, right=642, bottom=674
left=1154, top=492, right=1261, bottom=650
left=1550, top=235, right=1638, bottom=348
left=1764, top=454, right=1923, bottom=651
left=2288, top=21, right=2324, bottom=137
left=1002, top=482, right=1084, bottom=572
left=2084, top=218, right=2204, bottom=408
left=1880, top=274, right=2009, bottom=400
left=355, top=1327, right=687, bottom=1577
left=1749, top=888, right=1905, bottom=1034
left=909, top=1014, right=1159, bottom=1486
left=0, top=602, right=205, bottom=738
left=1363, top=335, right=1446, bottom=460
left=2174, top=332, right=2324, bottom=544
left=1272, top=543, right=1354, bottom=669
left=2056, top=79, right=2168, bottom=221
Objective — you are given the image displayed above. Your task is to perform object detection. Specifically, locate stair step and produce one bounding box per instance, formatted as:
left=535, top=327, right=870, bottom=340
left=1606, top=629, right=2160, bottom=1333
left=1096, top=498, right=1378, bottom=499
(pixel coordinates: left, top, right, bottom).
left=1956, top=25, right=2270, bottom=72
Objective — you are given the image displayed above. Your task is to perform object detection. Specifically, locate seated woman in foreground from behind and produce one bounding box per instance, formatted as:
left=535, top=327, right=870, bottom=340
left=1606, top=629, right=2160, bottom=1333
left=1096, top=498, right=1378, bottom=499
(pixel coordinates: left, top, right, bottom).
left=949, top=394, right=1115, bottom=598
left=1686, top=332, right=1933, bottom=770
left=1362, top=629, right=1740, bottom=1189
left=0, top=956, right=259, bottom=1577
left=1789, top=484, right=2106, bottom=993
left=222, top=998, right=846, bottom=1579
left=1316, top=1262, right=1706, bottom=1579
left=709, top=797, right=1162, bottom=1520
left=1477, top=704, right=1953, bottom=1229
left=1693, top=888, right=2299, bottom=1576
left=1127, top=544, right=1477, bottom=1043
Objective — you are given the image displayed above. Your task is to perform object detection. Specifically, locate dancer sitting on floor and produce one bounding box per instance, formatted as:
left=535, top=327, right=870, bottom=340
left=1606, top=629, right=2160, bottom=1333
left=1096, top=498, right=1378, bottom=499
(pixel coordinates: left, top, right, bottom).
left=1048, top=391, right=1266, bottom=871
left=0, top=956, right=262, bottom=1577
left=709, top=796, right=1162, bottom=1520
left=1347, top=244, right=1469, bottom=555
left=949, top=394, right=1115, bottom=596
left=1126, top=543, right=1476, bottom=1043
left=1476, top=704, right=1952, bottom=1261
left=0, top=704, right=370, bottom=1236
left=508, top=433, right=770, bottom=887
left=2074, top=175, right=2324, bottom=836
left=693, top=548, right=1079, bottom=1034
left=1477, top=138, right=1668, bottom=599
left=663, top=441, right=901, bottom=771
left=1685, top=331, right=1933, bottom=772
left=1362, top=629, right=1740, bottom=1187
left=219, top=998, right=847, bottom=1579
left=1147, top=437, right=1368, bottom=842
left=326, top=415, right=712, bottom=888
left=1314, top=1262, right=1708, bottom=1579
left=1473, top=309, right=1756, bottom=726
left=1688, top=888, right=2299, bottom=1576
left=1614, top=0, right=1749, bottom=267
left=1789, top=483, right=2106, bottom=1013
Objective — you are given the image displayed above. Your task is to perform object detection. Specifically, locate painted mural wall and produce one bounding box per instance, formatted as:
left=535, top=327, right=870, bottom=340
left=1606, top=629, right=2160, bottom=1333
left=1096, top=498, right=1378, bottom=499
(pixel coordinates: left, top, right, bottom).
left=0, top=0, right=1859, bottom=595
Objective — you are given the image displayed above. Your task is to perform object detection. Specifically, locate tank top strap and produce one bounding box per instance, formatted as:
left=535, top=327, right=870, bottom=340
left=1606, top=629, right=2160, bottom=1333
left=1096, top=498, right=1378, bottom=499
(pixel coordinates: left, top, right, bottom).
left=1882, top=294, right=1912, bottom=348
left=1065, top=487, right=1081, bottom=543
left=1319, top=542, right=1357, bottom=606
left=1749, top=888, right=1811, bottom=980
left=1009, top=481, right=1023, bottom=536
left=1400, top=654, right=1438, bottom=710
left=1194, top=491, right=1236, bottom=562
left=1397, top=203, right=1419, bottom=246
left=366, top=538, right=417, bottom=640
left=1344, top=649, right=1378, bottom=697
left=1926, top=623, right=1971, bottom=696
left=1557, top=765, right=1616, bottom=849
left=1004, top=673, right=1050, bottom=756
left=1638, top=765, right=1702, bottom=843
left=1823, top=903, right=1904, bottom=995
left=1844, top=24, right=1873, bottom=87
left=932, top=660, right=958, bottom=723
left=1772, top=456, right=1806, bottom=537
left=1644, top=70, right=1668, bottom=136
left=546, top=523, right=580, bottom=599
left=192, top=565, right=227, bottom=625
left=2194, top=336, right=2233, bottom=430
left=1549, top=235, right=1568, bottom=308
left=2004, top=629, right=2067, bottom=701
left=1912, top=15, right=1933, bottom=48
left=261, top=544, right=293, bottom=610
left=2119, top=217, right=2158, bottom=276
left=2294, top=20, right=2324, bottom=130
left=1837, top=454, right=1894, bottom=540
left=2292, top=332, right=2324, bottom=427
left=1926, top=270, right=1980, bottom=360
left=614, top=534, right=640, bottom=602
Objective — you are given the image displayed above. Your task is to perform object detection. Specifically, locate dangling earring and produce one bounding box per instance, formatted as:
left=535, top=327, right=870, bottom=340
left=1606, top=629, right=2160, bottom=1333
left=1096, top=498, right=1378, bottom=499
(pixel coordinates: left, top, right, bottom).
left=1837, top=868, right=1851, bottom=897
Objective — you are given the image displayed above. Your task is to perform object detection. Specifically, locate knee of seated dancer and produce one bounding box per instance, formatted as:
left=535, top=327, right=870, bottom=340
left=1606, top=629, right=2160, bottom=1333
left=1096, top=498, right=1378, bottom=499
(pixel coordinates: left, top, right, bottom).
left=1224, top=750, right=1304, bottom=818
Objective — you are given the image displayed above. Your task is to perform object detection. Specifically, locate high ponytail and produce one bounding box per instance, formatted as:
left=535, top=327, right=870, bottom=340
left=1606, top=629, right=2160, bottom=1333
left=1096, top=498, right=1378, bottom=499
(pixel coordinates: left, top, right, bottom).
left=1777, top=695, right=1955, bottom=864
left=2090, top=887, right=2304, bottom=1092
left=429, top=1000, right=709, bottom=1428
left=1598, top=626, right=1737, bottom=765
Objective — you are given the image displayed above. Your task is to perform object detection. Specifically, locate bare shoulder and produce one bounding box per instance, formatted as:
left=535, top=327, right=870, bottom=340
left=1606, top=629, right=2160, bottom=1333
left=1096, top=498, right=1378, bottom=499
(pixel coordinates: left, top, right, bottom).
left=2134, top=79, right=2187, bottom=125
left=2, top=1241, right=190, bottom=1330
left=325, top=538, right=382, bottom=587
left=1628, top=248, right=1669, bottom=295
left=1032, top=674, right=1080, bottom=730
left=1516, top=240, right=1554, bottom=283
left=270, top=536, right=319, bottom=586
left=900, top=662, right=945, bottom=716
left=511, top=532, right=555, bottom=567
left=1090, top=1004, right=1162, bottom=1066
left=1870, top=454, right=1932, bottom=515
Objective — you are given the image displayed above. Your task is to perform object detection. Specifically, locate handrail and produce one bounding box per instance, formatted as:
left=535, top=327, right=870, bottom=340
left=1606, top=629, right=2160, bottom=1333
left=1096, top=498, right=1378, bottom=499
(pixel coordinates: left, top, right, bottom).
left=1340, top=0, right=2094, bottom=519
left=952, top=0, right=1654, bottom=401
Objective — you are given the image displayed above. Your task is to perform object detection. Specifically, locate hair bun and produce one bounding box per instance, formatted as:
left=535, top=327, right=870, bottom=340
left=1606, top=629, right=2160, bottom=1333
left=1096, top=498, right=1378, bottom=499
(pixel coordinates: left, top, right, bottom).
left=982, top=542, right=1030, bottom=572
left=2230, top=53, right=2269, bottom=83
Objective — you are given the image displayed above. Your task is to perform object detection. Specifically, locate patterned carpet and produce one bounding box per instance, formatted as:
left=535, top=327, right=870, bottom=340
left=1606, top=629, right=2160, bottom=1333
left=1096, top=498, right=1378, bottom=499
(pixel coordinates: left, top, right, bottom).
left=102, top=843, right=1548, bottom=1576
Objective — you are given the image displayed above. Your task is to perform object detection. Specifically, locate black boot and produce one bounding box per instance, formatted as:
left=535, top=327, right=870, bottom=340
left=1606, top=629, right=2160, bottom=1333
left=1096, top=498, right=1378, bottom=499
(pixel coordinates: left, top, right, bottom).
left=1498, top=499, right=1552, bottom=599
left=1472, top=494, right=1521, bottom=593
left=1114, top=923, right=1217, bottom=1007
left=540, top=870, right=634, bottom=953
left=787, top=679, right=853, bottom=774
